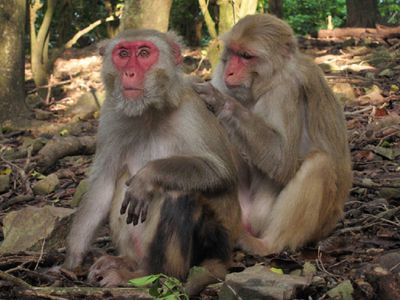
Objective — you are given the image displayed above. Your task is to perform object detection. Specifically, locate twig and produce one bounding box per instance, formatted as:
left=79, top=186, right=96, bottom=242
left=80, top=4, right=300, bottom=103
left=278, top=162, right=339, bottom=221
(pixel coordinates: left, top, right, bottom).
left=34, top=238, right=46, bottom=270
left=0, top=149, right=32, bottom=194
left=315, top=247, right=340, bottom=278
left=45, top=74, right=54, bottom=105
left=335, top=222, right=378, bottom=234
left=0, top=270, right=32, bottom=289
left=29, top=79, right=72, bottom=94
left=90, top=87, right=101, bottom=109
left=344, top=106, right=373, bottom=116
left=353, top=179, right=400, bottom=189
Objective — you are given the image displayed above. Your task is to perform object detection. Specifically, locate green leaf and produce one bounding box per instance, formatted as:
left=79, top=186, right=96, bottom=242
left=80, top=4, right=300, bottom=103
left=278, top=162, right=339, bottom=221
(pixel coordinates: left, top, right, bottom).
left=31, top=170, right=46, bottom=179
left=128, top=274, right=161, bottom=287
left=157, top=295, right=179, bottom=300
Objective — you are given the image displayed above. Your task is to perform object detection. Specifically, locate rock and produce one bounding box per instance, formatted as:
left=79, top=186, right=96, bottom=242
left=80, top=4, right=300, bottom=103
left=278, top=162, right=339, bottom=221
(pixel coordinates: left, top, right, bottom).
left=70, top=179, right=89, bottom=207
left=22, top=137, right=47, bottom=154
left=372, top=146, right=400, bottom=160
left=378, top=188, right=400, bottom=200
left=34, top=109, right=54, bottom=120
left=219, top=265, right=309, bottom=300
left=311, top=276, right=326, bottom=287
left=378, top=69, right=394, bottom=77
left=25, top=94, right=43, bottom=108
left=365, top=72, right=375, bottom=80
left=303, top=261, right=317, bottom=277
left=332, top=83, right=355, bottom=103
left=0, top=205, right=75, bottom=254
left=32, top=173, right=60, bottom=195
left=67, top=91, right=105, bottom=121
left=318, top=63, right=331, bottom=73
left=326, top=280, right=354, bottom=300
left=375, top=251, right=400, bottom=273
left=357, top=85, right=385, bottom=105
left=0, top=174, right=10, bottom=193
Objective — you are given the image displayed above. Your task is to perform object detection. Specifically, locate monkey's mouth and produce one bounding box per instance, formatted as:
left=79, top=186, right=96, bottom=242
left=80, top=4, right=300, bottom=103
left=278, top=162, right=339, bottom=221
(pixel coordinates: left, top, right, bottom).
left=122, top=88, right=144, bottom=99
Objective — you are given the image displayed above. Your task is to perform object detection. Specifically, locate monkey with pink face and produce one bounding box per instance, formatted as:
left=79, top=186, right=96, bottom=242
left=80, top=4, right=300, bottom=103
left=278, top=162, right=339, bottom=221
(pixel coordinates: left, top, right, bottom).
left=64, top=29, right=242, bottom=295
left=195, top=14, right=352, bottom=255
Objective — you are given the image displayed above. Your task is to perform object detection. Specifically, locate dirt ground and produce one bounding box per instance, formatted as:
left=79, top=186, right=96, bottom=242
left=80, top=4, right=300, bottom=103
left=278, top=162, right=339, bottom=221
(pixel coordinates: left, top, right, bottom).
left=0, top=37, right=399, bottom=299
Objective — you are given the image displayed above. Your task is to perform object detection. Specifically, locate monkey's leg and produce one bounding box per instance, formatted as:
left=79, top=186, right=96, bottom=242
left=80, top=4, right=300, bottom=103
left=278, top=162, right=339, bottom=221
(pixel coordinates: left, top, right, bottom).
left=260, top=151, right=339, bottom=253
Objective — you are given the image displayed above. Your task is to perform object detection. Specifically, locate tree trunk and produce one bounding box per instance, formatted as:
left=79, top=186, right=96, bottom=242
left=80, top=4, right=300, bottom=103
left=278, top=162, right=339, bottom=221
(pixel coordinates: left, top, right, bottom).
left=268, top=0, right=283, bottom=19
left=218, top=0, right=257, bottom=35
left=104, top=0, right=120, bottom=37
left=120, top=0, right=172, bottom=32
left=218, top=0, right=235, bottom=35
left=198, top=0, right=217, bottom=39
left=346, top=0, right=379, bottom=27
left=30, top=0, right=57, bottom=98
left=0, top=0, right=29, bottom=123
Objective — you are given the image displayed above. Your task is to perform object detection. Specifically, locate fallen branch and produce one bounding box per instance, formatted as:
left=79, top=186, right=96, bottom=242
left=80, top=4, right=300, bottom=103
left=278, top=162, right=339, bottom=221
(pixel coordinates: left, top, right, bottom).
left=318, top=24, right=400, bottom=39
left=0, top=270, right=152, bottom=299
left=353, top=178, right=400, bottom=189
left=36, top=136, right=96, bottom=172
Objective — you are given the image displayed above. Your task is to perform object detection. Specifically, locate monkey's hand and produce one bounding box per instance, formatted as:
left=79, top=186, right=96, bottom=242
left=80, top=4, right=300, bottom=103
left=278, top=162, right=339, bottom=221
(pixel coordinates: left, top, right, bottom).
left=193, top=82, right=235, bottom=116
left=120, top=173, right=162, bottom=226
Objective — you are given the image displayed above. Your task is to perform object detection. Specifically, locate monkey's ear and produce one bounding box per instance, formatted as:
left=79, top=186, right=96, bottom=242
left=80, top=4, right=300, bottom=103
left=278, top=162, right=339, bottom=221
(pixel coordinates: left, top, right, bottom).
left=166, top=31, right=183, bottom=65
left=97, top=39, right=110, bottom=56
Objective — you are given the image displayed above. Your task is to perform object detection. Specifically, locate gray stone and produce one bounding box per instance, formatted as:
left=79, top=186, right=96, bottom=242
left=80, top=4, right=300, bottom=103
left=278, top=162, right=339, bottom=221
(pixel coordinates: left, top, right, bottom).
left=0, top=205, right=75, bottom=253
left=326, top=280, right=354, bottom=300
left=0, top=174, right=10, bottom=193
left=32, top=173, right=59, bottom=195
left=70, top=179, right=89, bottom=207
left=219, top=265, right=310, bottom=300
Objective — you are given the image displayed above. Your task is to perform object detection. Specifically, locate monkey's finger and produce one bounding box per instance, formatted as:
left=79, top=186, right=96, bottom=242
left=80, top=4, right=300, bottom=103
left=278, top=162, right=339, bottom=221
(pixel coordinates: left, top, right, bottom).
left=132, top=199, right=145, bottom=226
left=120, top=194, right=130, bottom=215
left=140, top=202, right=149, bottom=223
left=126, top=197, right=138, bottom=224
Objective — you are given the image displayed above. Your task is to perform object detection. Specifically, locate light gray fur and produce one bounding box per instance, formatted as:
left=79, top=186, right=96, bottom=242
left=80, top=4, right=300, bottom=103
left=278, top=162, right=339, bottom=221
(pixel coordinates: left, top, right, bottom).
left=64, top=30, right=236, bottom=269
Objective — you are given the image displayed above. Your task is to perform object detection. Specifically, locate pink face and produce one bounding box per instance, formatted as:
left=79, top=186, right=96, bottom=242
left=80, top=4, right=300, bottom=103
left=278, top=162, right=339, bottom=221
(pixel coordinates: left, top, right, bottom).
left=112, top=40, right=159, bottom=99
left=223, top=43, right=256, bottom=88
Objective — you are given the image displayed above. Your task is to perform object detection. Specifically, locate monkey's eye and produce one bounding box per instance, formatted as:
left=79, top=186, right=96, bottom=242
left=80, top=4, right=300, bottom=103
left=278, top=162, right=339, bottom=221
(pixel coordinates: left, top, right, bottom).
left=118, top=49, right=130, bottom=58
left=238, top=51, right=253, bottom=60
left=137, top=47, right=150, bottom=58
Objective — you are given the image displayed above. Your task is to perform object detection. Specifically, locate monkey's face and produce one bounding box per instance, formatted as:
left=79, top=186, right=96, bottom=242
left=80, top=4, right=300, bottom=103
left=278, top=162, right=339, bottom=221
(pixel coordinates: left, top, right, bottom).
left=111, top=40, right=159, bottom=100
left=102, top=34, right=180, bottom=117
left=212, top=45, right=256, bottom=104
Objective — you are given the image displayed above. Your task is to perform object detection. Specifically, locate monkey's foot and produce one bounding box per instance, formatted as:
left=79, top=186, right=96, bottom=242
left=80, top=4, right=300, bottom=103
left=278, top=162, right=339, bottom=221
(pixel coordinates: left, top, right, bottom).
left=88, top=255, right=143, bottom=287
left=237, top=232, right=273, bottom=257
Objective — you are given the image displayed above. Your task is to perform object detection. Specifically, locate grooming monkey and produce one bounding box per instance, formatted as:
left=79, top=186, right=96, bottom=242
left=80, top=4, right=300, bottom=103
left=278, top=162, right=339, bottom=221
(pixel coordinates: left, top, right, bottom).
left=64, top=29, right=241, bottom=295
left=195, top=14, right=352, bottom=255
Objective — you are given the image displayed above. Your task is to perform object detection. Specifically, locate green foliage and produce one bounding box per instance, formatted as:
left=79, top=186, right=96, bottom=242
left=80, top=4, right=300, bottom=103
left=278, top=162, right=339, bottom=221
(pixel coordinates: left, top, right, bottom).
left=129, top=274, right=189, bottom=300
left=33, top=0, right=123, bottom=50
left=284, top=0, right=346, bottom=35
left=170, top=0, right=202, bottom=46
left=379, top=0, right=400, bottom=25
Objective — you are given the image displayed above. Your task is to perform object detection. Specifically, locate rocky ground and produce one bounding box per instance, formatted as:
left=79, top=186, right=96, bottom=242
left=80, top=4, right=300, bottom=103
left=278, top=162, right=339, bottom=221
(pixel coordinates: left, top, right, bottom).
left=0, top=37, right=399, bottom=299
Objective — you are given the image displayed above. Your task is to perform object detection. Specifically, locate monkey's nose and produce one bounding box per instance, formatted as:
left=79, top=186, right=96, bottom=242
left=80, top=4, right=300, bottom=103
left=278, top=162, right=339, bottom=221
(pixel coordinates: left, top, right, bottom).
left=124, top=71, right=135, bottom=78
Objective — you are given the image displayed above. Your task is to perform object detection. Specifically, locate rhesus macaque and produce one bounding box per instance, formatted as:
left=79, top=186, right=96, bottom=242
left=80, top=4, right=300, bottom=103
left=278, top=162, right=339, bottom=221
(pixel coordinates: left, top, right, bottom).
left=194, top=14, right=352, bottom=255
left=64, top=29, right=241, bottom=295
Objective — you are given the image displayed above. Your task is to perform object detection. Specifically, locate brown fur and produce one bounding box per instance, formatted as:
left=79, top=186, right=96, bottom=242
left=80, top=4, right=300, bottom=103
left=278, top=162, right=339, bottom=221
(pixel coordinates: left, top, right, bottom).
left=64, top=29, right=241, bottom=295
left=196, top=14, right=352, bottom=255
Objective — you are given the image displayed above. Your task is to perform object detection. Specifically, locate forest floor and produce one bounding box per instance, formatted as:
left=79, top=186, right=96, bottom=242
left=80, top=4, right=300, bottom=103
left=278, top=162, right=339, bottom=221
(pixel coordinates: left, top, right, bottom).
left=0, top=37, right=399, bottom=299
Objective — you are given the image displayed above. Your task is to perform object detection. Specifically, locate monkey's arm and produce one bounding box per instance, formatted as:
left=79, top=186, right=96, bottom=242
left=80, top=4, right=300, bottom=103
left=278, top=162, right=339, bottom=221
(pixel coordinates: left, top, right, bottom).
left=121, top=155, right=235, bottom=225
left=64, top=175, right=115, bottom=269
left=194, top=82, right=298, bottom=185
